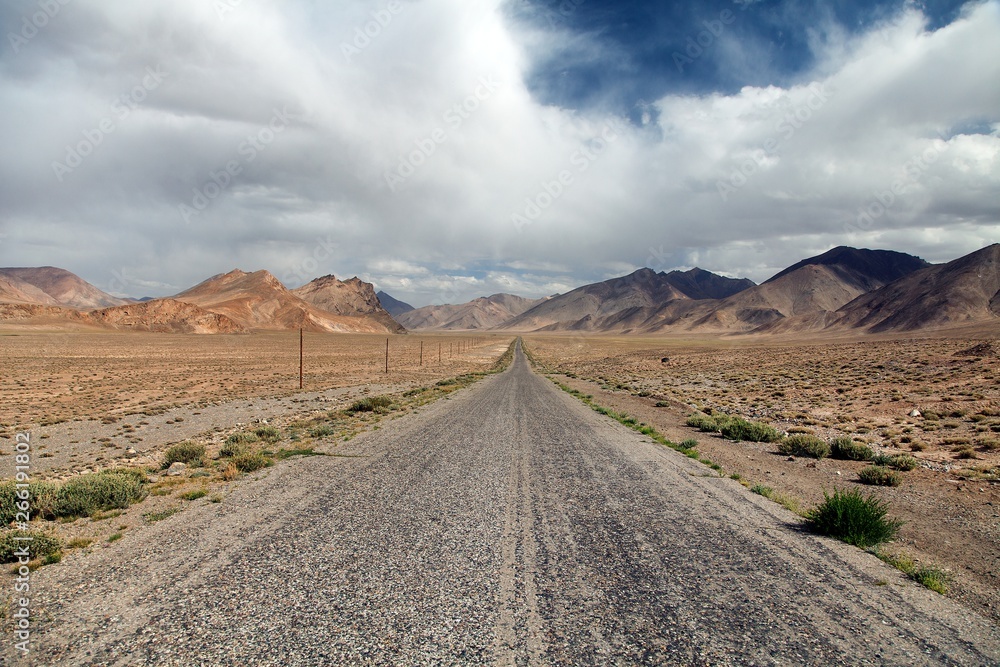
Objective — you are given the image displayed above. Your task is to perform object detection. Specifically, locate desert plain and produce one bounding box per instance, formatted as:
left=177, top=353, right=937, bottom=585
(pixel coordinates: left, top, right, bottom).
left=1, top=325, right=998, bottom=635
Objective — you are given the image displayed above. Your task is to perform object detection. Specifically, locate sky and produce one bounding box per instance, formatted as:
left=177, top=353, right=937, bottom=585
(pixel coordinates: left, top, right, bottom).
left=0, top=0, right=997, bottom=307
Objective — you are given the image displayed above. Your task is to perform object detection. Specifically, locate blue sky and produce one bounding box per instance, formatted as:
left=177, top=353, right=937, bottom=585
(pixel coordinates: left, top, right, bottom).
left=0, top=0, right=997, bottom=306
left=513, top=0, right=968, bottom=109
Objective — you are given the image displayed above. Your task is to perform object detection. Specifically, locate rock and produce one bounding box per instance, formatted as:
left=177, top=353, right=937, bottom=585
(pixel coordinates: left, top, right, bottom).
left=909, top=409, right=922, bottom=417
left=125, top=447, right=138, bottom=456
left=166, top=462, right=186, bottom=476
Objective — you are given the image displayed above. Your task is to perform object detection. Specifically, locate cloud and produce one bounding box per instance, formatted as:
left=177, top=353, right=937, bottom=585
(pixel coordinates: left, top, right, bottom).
left=0, top=0, right=997, bottom=305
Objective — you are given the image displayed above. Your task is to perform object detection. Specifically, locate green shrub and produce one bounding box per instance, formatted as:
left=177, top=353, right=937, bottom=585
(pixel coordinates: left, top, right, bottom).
left=309, top=424, right=335, bottom=438
left=913, top=565, right=949, bottom=594
left=179, top=489, right=207, bottom=501
left=220, top=435, right=257, bottom=458
left=347, top=395, right=394, bottom=413
left=253, top=425, right=282, bottom=444
left=721, top=418, right=782, bottom=443
left=777, top=435, right=831, bottom=459
left=879, top=552, right=950, bottom=594
left=232, top=452, right=272, bottom=473
left=0, top=481, right=17, bottom=525
left=686, top=414, right=718, bottom=431
left=830, top=437, right=874, bottom=461
left=163, top=442, right=205, bottom=468
left=225, top=431, right=259, bottom=446
left=872, top=454, right=918, bottom=471
left=858, top=466, right=902, bottom=486
left=750, top=484, right=773, bottom=497
left=23, top=481, right=61, bottom=521
left=807, top=488, right=903, bottom=548
left=47, top=470, right=149, bottom=519
left=678, top=438, right=699, bottom=450
left=0, top=530, right=62, bottom=563
left=2, top=470, right=148, bottom=522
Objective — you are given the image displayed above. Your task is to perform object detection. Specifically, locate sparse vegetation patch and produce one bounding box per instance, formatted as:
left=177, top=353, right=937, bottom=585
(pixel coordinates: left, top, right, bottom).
left=720, top=418, right=782, bottom=443
left=777, top=434, right=830, bottom=459
left=830, top=437, right=874, bottom=461
left=808, top=488, right=903, bottom=548
left=858, top=466, right=902, bottom=486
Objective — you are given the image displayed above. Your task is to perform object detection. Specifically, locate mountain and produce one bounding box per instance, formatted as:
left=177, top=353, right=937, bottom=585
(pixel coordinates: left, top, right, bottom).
left=0, top=267, right=127, bottom=309
left=398, top=294, right=543, bottom=331
left=676, top=247, right=932, bottom=333
left=83, top=299, right=246, bottom=334
left=766, top=247, right=931, bottom=290
left=293, top=275, right=404, bottom=333
left=662, top=268, right=755, bottom=300
left=834, top=244, right=1000, bottom=333
left=0, top=273, right=58, bottom=305
left=683, top=264, right=880, bottom=332
left=501, top=268, right=691, bottom=332
left=376, top=291, right=415, bottom=318
left=173, top=269, right=400, bottom=333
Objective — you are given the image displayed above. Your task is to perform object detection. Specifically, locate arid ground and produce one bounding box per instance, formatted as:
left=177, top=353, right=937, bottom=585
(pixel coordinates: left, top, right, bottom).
left=0, top=330, right=504, bottom=431
left=523, top=331, right=1000, bottom=624
left=1, top=329, right=998, bottom=662
left=5, top=342, right=998, bottom=665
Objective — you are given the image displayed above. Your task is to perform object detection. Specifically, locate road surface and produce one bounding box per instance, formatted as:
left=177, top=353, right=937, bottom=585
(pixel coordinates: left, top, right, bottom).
left=17, top=343, right=1000, bottom=665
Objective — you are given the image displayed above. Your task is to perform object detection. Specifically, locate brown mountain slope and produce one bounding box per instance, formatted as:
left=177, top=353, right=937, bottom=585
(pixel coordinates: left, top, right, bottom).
left=83, top=299, right=246, bottom=334
left=834, top=244, right=1000, bottom=333
left=766, top=246, right=931, bottom=288
left=398, top=294, right=543, bottom=331
left=376, top=291, right=415, bottom=318
left=685, top=264, right=875, bottom=332
left=0, top=267, right=127, bottom=309
left=501, top=269, right=690, bottom=332
left=662, top=267, right=756, bottom=300
left=0, top=274, right=61, bottom=305
left=0, top=299, right=244, bottom=334
left=676, top=247, right=931, bottom=334
left=292, top=275, right=404, bottom=333
left=174, top=269, right=398, bottom=333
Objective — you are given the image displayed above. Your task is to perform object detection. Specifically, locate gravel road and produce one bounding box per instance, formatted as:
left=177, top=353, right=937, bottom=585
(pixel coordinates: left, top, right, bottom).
left=13, top=344, right=1000, bottom=665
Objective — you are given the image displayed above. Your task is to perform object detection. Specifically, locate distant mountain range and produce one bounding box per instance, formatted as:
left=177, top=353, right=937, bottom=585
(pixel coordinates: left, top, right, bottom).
left=0, top=268, right=401, bottom=334
left=396, top=245, right=998, bottom=335
left=2, top=244, right=997, bottom=336
left=376, top=291, right=414, bottom=318
left=397, top=294, right=543, bottom=331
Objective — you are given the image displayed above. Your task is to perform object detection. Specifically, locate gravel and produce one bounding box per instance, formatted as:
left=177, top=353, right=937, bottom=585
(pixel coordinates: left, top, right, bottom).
left=10, top=344, right=1000, bottom=665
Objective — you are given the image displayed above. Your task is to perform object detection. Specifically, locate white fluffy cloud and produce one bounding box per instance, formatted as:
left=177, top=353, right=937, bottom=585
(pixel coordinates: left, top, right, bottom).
left=0, top=0, right=997, bottom=305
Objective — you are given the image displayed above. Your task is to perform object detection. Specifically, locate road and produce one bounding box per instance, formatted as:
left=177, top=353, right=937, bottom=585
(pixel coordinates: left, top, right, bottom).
left=18, top=343, right=1000, bottom=665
